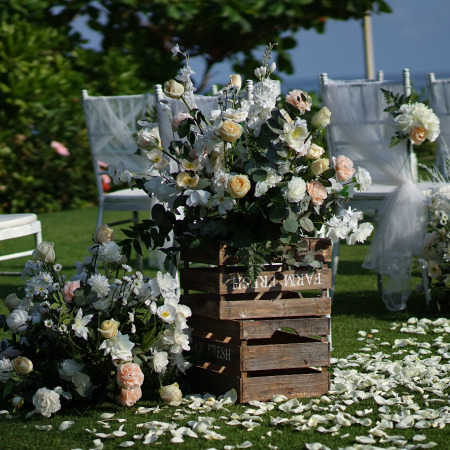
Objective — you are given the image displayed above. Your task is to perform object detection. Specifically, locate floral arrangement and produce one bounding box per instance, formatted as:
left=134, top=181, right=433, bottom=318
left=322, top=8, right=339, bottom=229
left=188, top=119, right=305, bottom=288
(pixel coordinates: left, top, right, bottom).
left=382, top=89, right=440, bottom=147
left=113, top=44, right=373, bottom=277
left=420, top=184, right=450, bottom=297
left=0, top=227, right=191, bottom=417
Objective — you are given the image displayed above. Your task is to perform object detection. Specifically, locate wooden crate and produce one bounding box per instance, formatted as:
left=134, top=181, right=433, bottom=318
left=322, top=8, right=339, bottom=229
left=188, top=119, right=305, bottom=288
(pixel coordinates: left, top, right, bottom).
left=181, top=238, right=332, bottom=402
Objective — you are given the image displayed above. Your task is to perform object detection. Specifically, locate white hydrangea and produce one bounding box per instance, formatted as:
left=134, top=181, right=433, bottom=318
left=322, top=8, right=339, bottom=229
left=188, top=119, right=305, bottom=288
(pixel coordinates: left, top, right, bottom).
left=98, top=331, right=134, bottom=361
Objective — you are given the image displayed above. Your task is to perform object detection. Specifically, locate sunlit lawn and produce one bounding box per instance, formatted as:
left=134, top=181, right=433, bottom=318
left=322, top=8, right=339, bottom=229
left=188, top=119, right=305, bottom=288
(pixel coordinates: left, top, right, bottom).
left=0, top=207, right=448, bottom=449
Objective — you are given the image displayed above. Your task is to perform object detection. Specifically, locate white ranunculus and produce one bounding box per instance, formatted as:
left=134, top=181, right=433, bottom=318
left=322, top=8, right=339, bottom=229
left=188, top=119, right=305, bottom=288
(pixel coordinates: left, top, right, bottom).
left=0, top=358, right=14, bottom=382
left=87, top=273, right=110, bottom=297
left=6, top=308, right=29, bottom=333
left=32, top=387, right=61, bottom=417
left=97, top=241, right=122, bottom=264
left=159, top=382, right=183, bottom=406
left=151, top=350, right=169, bottom=373
left=284, top=177, right=307, bottom=203
left=58, top=359, right=85, bottom=381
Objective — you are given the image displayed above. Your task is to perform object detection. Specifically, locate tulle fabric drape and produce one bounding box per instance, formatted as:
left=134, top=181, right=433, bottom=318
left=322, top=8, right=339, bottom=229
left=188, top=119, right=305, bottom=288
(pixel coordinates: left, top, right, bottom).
left=322, top=79, right=427, bottom=311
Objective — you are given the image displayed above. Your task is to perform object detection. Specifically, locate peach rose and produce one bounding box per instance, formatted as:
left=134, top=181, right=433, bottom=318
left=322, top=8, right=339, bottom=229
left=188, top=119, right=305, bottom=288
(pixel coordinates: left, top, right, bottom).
left=63, top=280, right=81, bottom=303
left=307, top=180, right=327, bottom=206
left=409, top=126, right=428, bottom=145
left=119, top=387, right=142, bottom=407
left=227, top=174, right=251, bottom=198
left=334, top=155, right=355, bottom=181
left=117, top=362, right=144, bottom=390
left=163, top=79, right=184, bottom=99
left=219, top=120, right=243, bottom=142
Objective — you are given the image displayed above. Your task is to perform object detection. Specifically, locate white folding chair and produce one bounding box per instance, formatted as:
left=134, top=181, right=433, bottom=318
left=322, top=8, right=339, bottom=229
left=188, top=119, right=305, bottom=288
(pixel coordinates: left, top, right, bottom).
left=0, top=213, right=42, bottom=275
left=81, top=90, right=162, bottom=270
left=426, top=73, right=450, bottom=178
left=319, top=69, right=435, bottom=310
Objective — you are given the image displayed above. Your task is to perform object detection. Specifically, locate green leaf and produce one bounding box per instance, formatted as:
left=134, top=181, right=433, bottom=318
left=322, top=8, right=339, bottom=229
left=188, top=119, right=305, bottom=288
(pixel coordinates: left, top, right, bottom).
left=299, top=216, right=315, bottom=233
left=282, top=218, right=299, bottom=233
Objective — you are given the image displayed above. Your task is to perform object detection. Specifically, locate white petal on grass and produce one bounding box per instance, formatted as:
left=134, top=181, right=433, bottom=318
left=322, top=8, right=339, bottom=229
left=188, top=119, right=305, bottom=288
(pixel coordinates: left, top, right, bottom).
left=413, top=435, right=427, bottom=442
left=59, top=421, right=75, bottom=431
left=170, top=436, right=185, bottom=444
left=237, top=441, right=253, bottom=448
left=99, top=413, right=115, bottom=420
left=118, top=441, right=134, bottom=447
left=355, top=436, right=376, bottom=444
left=35, top=425, right=52, bottom=431
left=92, top=439, right=104, bottom=449
left=305, top=444, right=331, bottom=450
left=415, top=420, right=431, bottom=429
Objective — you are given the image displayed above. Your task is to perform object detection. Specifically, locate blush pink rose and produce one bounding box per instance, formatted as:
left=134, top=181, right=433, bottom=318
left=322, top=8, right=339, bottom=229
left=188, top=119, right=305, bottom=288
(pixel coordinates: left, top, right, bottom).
left=307, top=180, right=327, bottom=206
left=117, top=362, right=144, bottom=390
left=334, top=155, right=355, bottom=181
left=63, top=280, right=81, bottom=303
left=119, top=387, right=142, bottom=407
left=285, top=89, right=312, bottom=114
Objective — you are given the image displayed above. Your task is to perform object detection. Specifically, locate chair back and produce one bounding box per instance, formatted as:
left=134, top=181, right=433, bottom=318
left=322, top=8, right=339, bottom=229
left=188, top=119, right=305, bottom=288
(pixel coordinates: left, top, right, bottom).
left=319, top=69, right=416, bottom=186
left=427, top=73, right=450, bottom=178
left=81, top=90, right=155, bottom=196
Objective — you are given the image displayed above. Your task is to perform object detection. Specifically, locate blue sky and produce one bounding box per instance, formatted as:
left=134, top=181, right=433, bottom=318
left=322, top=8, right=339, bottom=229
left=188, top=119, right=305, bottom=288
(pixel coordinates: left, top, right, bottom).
left=189, top=0, right=450, bottom=91
left=74, top=0, right=450, bottom=91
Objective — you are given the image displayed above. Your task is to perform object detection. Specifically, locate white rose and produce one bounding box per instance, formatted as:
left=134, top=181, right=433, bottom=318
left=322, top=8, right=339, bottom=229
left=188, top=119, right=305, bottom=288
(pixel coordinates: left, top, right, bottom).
left=222, top=106, right=249, bottom=123
left=32, top=241, right=55, bottom=263
left=305, top=143, right=325, bottom=160
left=284, top=177, right=307, bottom=203
left=355, top=167, right=372, bottom=191
left=310, top=158, right=329, bottom=176
left=163, top=79, right=184, bottom=99
left=159, top=382, right=183, bottom=406
left=58, top=359, right=85, bottom=381
left=32, top=387, right=61, bottom=418
left=6, top=309, right=29, bottom=332
left=95, top=224, right=114, bottom=243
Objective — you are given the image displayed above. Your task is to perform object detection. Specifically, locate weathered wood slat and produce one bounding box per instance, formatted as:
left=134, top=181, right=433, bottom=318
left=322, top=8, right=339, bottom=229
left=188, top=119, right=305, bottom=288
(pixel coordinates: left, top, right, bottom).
left=188, top=315, right=330, bottom=339
left=188, top=366, right=330, bottom=403
left=180, top=267, right=331, bottom=294
left=181, top=238, right=332, bottom=266
left=182, top=295, right=331, bottom=320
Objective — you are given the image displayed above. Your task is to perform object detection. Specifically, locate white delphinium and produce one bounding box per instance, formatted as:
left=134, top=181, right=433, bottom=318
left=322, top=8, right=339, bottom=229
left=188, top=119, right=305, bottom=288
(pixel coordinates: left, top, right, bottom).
left=355, top=166, right=372, bottom=191
left=150, top=271, right=179, bottom=300
left=254, top=168, right=282, bottom=197
left=87, top=273, right=110, bottom=297
left=326, top=207, right=373, bottom=245
left=151, top=350, right=169, bottom=373
left=144, top=177, right=178, bottom=205
left=97, top=241, right=122, bottom=264
left=173, top=353, right=191, bottom=374
left=184, top=189, right=211, bottom=207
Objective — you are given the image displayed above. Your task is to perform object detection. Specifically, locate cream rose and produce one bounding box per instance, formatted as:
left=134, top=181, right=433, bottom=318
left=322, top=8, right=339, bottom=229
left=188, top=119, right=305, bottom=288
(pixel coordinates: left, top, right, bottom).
left=99, top=319, right=119, bottom=339
left=219, top=120, right=243, bottom=142
left=229, top=74, right=242, bottom=89
left=136, top=124, right=161, bottom=149
left=334, top=155, right=355, bottom=181
left=12, top=356, right=33, bottom=375
left=409, top=126, right=428, bottom=145
left=227, top=174, right=251, bottom=199
left=285, top=177, right=306, bottom=203
left=159, top=382, right=183, bottom=406
left=306, top=143, right=325, bottom=160
left=32, top=241, right=55, bottom=263
left=163, top=79, right=184, bottom=99
left=96, top=224, right=114, bottom=243
left=311, top=158, right=329, bottom=176
left=307, top=180, right=328, bottom=206
left=311, top=106, right=331, bottom=129
left=4, top=293, right=21, bottom=311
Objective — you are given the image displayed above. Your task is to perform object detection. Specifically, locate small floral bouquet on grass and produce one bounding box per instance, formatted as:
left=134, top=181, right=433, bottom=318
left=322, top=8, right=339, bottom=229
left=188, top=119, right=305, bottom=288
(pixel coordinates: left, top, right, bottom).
left=113, top=43, right=373, bottom=278
left=0, top=226, right=191, bottom=417
left=382, top=89, right=440, bottom=148
left=420, top=184, right=450, bottom=298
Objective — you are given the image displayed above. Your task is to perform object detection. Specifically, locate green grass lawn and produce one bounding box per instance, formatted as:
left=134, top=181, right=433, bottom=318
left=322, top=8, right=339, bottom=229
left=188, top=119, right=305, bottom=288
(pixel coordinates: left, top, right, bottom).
left=0, top=207, right=448, bottom=449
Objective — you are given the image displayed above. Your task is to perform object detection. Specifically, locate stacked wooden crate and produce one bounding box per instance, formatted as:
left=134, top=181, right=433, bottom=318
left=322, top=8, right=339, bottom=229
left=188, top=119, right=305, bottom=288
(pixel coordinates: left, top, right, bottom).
left=181, top=238, right=332, bottom=403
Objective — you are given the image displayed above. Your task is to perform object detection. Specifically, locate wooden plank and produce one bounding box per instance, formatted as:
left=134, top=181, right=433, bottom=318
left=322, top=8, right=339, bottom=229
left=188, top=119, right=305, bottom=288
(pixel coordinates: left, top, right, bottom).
left=190, top=331, right=329, bottom=373
left=188, top=366, right=330, bottom=403
left=188, top=315, right=330, bottom=340
left=182, top=295, right=331, bottom=320
left=181, top=237, right=332, bottom=266
left=180, top=267, right=332, bottom=294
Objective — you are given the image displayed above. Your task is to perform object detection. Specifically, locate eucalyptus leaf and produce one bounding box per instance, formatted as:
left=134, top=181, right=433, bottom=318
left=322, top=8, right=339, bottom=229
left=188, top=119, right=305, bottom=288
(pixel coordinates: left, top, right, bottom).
left=299, top=216, right=315, bottom=232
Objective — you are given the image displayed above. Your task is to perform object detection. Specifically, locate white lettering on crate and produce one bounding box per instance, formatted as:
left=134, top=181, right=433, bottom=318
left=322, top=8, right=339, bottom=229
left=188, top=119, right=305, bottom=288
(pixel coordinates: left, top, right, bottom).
left=192, top=338, right=231, bottom=361
left=231, top=271, right=322, bottom=290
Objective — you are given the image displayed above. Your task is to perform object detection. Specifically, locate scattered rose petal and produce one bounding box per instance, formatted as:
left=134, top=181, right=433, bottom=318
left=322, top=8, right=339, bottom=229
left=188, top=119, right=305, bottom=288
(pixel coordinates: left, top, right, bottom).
left=59, top=421, right=75, bottom=431
left=35, top=425, right=52, bottom=431
left=118, top=441, right=134, bottom=447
